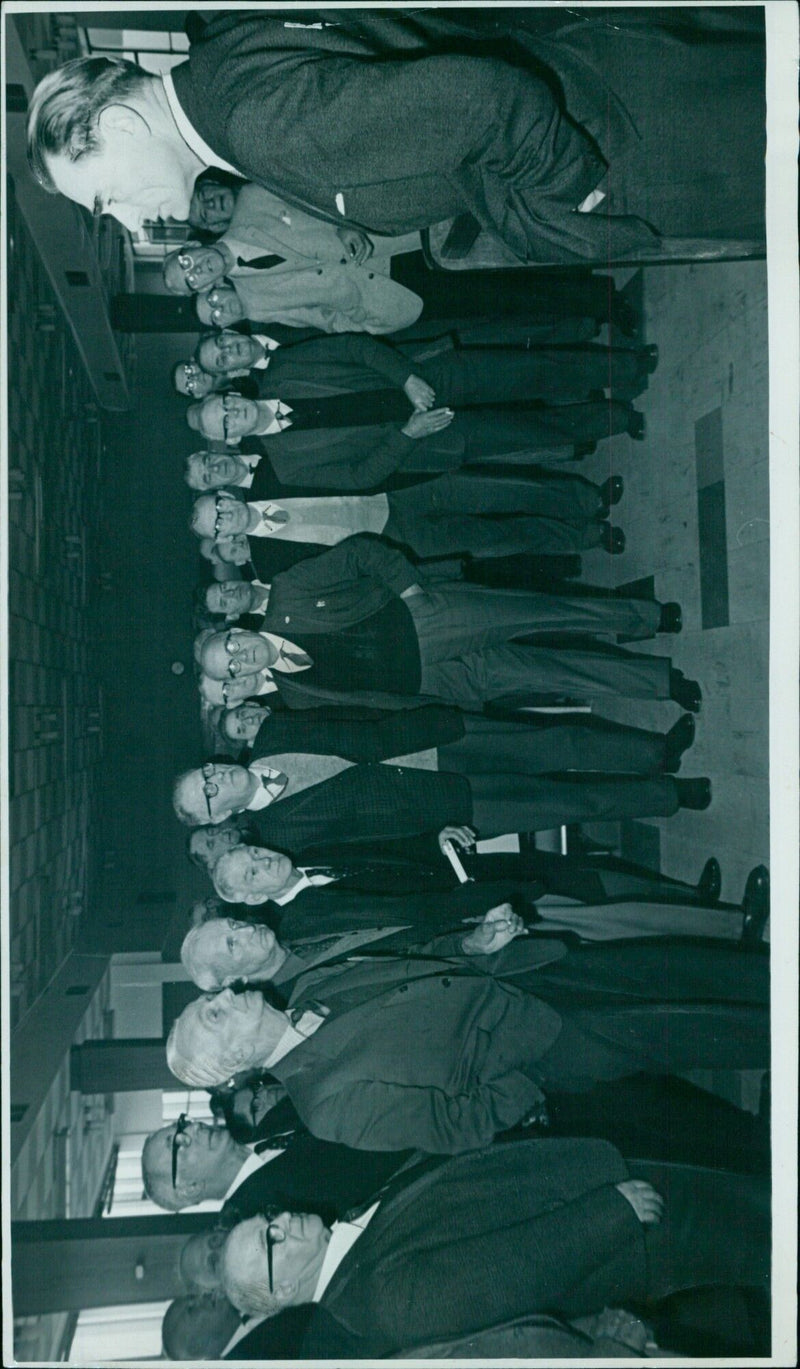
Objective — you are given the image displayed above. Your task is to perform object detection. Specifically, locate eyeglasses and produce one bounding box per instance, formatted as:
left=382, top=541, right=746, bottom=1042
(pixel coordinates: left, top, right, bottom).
left=201, top=762, right=218, bottom=819
left=213, top=493, right=235, bottom=537
left=224, top=630, right=246, bottom=678
left=264, top=1218, right=286, bottom=1291
left=171, top=1113, right=190, bottom=1187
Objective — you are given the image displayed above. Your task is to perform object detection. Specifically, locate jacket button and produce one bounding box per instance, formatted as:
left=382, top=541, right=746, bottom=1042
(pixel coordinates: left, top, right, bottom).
left=284, top=616, right=291, bottom=623
left=398, top=984, right=408, bottom=993
left=340, top=257, right=347, bottom=264
left=442, top=977, right=451, bottom=987
left=368, top=273, right=374, bottom=279
left=316, top=268, right=323, bottom=275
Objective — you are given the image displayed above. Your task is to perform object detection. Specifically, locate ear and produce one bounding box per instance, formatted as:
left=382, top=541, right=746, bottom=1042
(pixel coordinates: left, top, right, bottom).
left=182, top=1176, right=203, bottom=1200
left=225, top=437, right=239, bottom=448
left=97, top=103, right=149, bottom=141
left=243, top=892, right=263, bottom=907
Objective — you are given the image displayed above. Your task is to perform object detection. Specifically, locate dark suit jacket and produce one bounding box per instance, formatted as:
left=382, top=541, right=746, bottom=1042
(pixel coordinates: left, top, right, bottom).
left=250, top=701, right=463, bottom=763
left=245, top=418, right=463, bottom=490
left=172, top=14, right=620, bottom=259
left=255, top=331, right=412, bottom=396
left=269, top=940, right=567, bottom=1153
left=220, top=1130, right=410, bottom=1227
left=301, top=1137, right=643, bottom=1357
left=248, top=762, right=472, bottom=855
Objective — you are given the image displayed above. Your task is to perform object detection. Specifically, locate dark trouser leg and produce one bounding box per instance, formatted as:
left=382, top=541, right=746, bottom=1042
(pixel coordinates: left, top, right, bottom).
left=431, top=343, right=649, bottom=404
left=534, top=939, right=769, bottom=1004
left=541, top=1074, right=771, bottom=1173
left=629, top=1161, right=771, bottom=1300
left=392, top=469, right=603, bottom=520
left=390, top=253, right=613, bottom=321
left=468, top=773, right=679, bottom=834
left=386, top=509, right=604, bottom=558
left=419, top=642, right=672, bottom=709
left=407, top=582, right=662, bottom=654
left=441, top=716, right=667, bottom=775
left=433, top=401, right=636, bottom=455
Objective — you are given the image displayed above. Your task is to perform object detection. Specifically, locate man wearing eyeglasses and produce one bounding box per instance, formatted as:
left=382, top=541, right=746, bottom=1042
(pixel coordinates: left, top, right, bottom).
left=216, top=1135, right=770, bottom=1360
left=189, top=470, right=626, bottom=566
left=172, top=359, right=259, bottom=402
left=141, top=1111, right=410, bottom=1219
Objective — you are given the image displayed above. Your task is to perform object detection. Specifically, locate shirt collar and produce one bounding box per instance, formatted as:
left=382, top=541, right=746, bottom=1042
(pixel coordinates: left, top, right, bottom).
left=162, top=71, right=243, bottom=177
left=265, top=1006, right=326, bottom=1068
left=313, top=1205, right=379, bottom=1301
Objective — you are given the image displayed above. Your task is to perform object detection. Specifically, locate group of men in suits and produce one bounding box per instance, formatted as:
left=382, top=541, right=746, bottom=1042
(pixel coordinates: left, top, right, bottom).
left=27, top=8, right=771, bottom=1359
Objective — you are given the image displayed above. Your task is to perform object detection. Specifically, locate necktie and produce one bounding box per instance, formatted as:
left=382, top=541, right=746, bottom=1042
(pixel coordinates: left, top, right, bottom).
left=342, top=1154, right=445, bottom=1222
left=239, top=253, right=286, bottom=270
left=277, top=644, right=313, bottom=670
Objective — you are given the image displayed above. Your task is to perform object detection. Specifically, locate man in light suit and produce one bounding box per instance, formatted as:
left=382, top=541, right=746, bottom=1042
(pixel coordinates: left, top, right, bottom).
left=163, top=182, right=424, bottom=334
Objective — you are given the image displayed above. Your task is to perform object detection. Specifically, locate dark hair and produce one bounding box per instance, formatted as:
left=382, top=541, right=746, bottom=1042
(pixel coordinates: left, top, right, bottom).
left=27, top=57, right=146, bottom=192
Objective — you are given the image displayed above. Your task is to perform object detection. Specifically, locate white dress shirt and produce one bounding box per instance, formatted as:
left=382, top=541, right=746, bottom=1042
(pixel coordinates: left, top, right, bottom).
left=313, top=1204, right=380, bottom=1300
left=265, top=1005, right=328, bottom=1068
left=248, top=494, right=389, bottom=544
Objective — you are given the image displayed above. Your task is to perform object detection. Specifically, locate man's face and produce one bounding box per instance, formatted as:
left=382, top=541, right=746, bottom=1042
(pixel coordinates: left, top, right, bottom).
left=192, top=492, right=250, bottom=541
left=222, top=703, right=268, bottom=743
left=226, top=1213, right=330, bottom=1302
left=198, top=331, right=259, bottom=376
left=193, top=917, right=284, bottom=985
left=189, top=824, right=246, bottom=870
left=45, top=109, right=194, bottom=232
left=190, top=181, right=237, bottom=234
left=176, top=361, right=215, bottom=399
left=181, top=762, right=252, bottom=824
left=215, top=533, right=252, bottom=567
left=167, top=245, right=228, bottom=295
left=220, top=846, right=294, bottom=903
left=197, top=284, right=244, bottom=328
left=206, top=580, right=257, bottom=619
left=182, top=986, right=271, bottom=1070
left=200, top=394, right=260, bottom=444
left=201, top=630, right=277, bottom=681
left=186, top=450, right=249, bottom=492
left=155, top=1117, right=236, bottom=1198
left=200, top=672, right=266, bottom=708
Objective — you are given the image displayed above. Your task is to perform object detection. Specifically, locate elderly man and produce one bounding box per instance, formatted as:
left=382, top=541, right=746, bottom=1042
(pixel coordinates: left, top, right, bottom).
left=141, top=1113, right=409, bottom=1220
left=187, top=814, right=261, bottom=873
left=26, top=13, right=764, bottom=260
left=162, top=1294, right=242, bottom=1361
left=218, top=1137, right=769, bottom=1360
left=166, top=921, right=770, bottom=1151
left=192, top=534, right=701, bottom=714
left=172, top=703, right=706, bottom=849
left=173, top=359, right=258, bottom=401
left=190, top=473, right=626, bottom=564
left=203, top=579, right=269, bottom=626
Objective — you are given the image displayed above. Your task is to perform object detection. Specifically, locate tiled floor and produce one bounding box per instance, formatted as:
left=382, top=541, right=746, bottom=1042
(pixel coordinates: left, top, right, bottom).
left=579, top=261, right=770, bottom=913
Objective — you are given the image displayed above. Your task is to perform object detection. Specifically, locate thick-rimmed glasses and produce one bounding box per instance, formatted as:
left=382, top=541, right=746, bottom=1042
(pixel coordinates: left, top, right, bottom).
left=264, top=1218, right=286, bottom=1291
left=201, top=762, right=218, bottom=819
left=213, top=493, right=236, bottom=538
left=224, top=631, right=246, bottom=678
left=171, top=1113, right=190, bottom=1187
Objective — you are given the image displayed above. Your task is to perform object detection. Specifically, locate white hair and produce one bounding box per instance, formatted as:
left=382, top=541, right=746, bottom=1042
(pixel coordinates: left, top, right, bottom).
left=166, top=1003, right=232, bottom=1087
left=180, top=924, right=221, bottom=991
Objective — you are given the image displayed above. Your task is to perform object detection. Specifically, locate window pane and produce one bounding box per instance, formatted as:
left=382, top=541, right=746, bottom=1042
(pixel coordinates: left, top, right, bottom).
left=86, top=28, right=124, bottom=49
left=120, top=29, right=171, bottom=51
left=137, top=52, right=186, bottom=76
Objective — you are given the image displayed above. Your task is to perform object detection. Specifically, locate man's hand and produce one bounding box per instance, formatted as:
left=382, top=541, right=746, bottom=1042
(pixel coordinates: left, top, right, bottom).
left=615, top=1180, right=665, bottom=1225
left=438, top=825, right=477, bottom=853
left=336, top=227, right=373, bottom=264
left=403, top=374, right=436, bottom=411
left=461, top=902, right=527, bottom=955
left=401, top=407, right=455, bottom=439
left=573, top=1308, right=650, bottom=1354
left=399, top=583, right=425, bottom=600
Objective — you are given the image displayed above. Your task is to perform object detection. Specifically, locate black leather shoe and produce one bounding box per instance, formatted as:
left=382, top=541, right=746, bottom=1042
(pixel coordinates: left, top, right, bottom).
left=740, top=865, right=770, bottom=947
left=642, top=342, right=659, bottom=374
left=599, top=523, right=626, bottom=555
left=658, top=601, right=683, bottom=634
left=664, top=713, right=696, bottom=772
left=669, top=669, right=702, bottom=713
left=599, top=475, right=624, bottom=510
left=610, top=296, right=640, bottom=338
left=695, top=856, right=722, bottom=903
left=675, top=777, right=712, bottom=810
left=627, top=410, right=646, bottom=440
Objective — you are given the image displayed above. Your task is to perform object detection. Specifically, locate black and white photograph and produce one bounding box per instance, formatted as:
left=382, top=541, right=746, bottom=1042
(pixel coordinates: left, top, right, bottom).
left=2, top=3, right=797, bottom=1363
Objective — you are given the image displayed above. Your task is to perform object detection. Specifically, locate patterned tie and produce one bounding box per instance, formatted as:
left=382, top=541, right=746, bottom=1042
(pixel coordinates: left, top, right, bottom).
left=276, top=644, right=313, bottom=670
left=238, top=253, right=286, bottom=270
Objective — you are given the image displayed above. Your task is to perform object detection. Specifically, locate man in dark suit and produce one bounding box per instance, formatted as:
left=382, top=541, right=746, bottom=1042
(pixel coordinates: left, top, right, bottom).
left=218, top=1137, right=769, bottom=1358
left=186, top=345, right=652, bottom=488
left=195, top=533, right=703, bottom=715
left=28, top=12, right=764, bottom=261
left=166, top=920, right=769, bottom=1149
left=173, top=701, right=704, bottom=851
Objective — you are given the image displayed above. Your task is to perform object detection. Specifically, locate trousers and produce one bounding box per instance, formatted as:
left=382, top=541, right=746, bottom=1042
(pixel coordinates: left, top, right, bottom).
left=385, top=470, right=605, bottom=557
